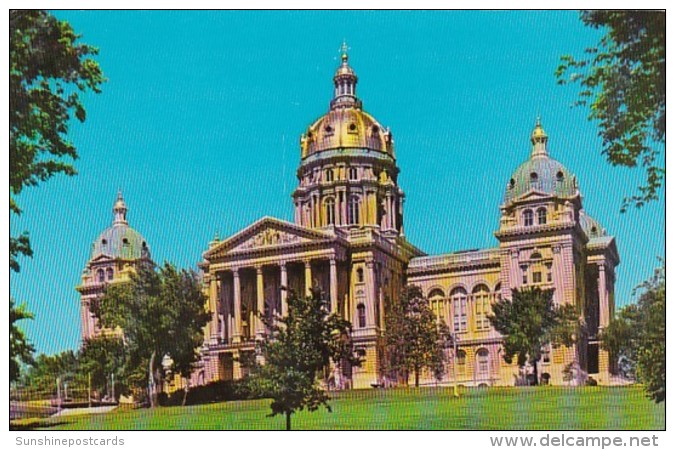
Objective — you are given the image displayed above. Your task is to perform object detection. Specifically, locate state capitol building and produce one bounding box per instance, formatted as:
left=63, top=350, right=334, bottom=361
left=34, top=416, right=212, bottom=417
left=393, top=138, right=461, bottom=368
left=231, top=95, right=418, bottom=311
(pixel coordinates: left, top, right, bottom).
left=77, top=48, right=620, bottom=389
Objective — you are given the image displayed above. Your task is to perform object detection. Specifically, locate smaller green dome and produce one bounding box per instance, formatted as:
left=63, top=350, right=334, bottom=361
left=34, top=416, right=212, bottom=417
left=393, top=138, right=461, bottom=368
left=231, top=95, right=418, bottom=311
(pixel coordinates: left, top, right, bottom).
left=90, top=192, right=151, bottom=260
left=505, top=120, right=578, bottom=203
left=579, top=210, right=605, bottom=238
left=91, top=225, right=150, bottom=260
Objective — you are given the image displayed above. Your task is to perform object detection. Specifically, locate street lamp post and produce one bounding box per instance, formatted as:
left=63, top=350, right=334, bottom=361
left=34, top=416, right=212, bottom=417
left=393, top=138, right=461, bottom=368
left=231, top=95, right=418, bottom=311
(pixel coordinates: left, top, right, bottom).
left=452, top=332, right=460, bottom=398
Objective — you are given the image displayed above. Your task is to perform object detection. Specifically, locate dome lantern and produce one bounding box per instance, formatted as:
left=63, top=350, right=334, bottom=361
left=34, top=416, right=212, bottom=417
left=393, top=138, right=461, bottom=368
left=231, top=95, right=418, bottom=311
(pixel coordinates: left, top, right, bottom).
left=113, top=190, right=128, bottom=225
left=330, top=40, right=361, bottom=110
left=530, top=116, right=549, bottom=158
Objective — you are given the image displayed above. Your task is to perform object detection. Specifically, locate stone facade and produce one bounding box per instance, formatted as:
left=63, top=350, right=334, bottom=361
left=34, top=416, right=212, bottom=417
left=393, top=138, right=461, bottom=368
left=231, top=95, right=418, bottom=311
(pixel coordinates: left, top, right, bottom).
left=78, top=49, right=620, bottom=389
left=195, top=50, right=620, bottom=388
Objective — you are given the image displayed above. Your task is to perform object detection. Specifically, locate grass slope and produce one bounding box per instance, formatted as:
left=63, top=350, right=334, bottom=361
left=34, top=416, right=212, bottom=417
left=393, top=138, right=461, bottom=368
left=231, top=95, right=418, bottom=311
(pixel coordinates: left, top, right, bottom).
left=32, top=386, right=664, bottom=431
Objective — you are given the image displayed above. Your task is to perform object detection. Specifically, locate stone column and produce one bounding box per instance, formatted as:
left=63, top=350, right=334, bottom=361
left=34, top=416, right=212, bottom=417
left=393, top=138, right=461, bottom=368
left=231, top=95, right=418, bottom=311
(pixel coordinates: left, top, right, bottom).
left=232, top=269, right=242, bottom=343
left=304, top=260, right=313, bottom=296
left=365, top=259, right=377, bottom=328
left=598, top=263, right=609, bottom=328
left=209, top=275, right=218, bottom=344
left=329, top=257, right=338, bottom=313
left=391, top=194, right=397, bottom=230
left=386, top=193, right=392, bottom=230
left=280, top=263, right=288, bottom=317
left=597, top=263, right=611, bottom=380
left=341, top=191, right=347, bottom=226
left=256, top=266, right=265, bottom=338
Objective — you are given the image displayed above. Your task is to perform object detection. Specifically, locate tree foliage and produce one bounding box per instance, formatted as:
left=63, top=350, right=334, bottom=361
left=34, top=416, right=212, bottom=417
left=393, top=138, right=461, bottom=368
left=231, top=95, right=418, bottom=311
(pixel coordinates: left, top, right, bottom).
left=556, top=11, right=665, bottom=211
left=78, top=336, right=127, bottom=400
left=22, top=350, right=80, bottom=393
left=93, top=262, right=210, bottom=406
left=10, top=298, right=35, bottom=383
left=602, top=262, right=664, bottom=402
left=382, top=285, right=451, bottom=387
left=9, top=10, right=104, bottom=271
left=489, top=287, right=578, bottom=385
left=247, top=288, right=356, bottom=430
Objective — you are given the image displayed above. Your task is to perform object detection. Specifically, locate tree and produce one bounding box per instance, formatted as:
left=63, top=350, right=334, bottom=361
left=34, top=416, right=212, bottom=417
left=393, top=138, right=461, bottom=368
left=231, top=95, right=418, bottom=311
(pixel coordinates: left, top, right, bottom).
left=93, top=263, right=210, bottom=406
left=247, top=288, right=356, bottom=430
left=602, top=262, right=664, bottom=402
left=10, top=10, right=104, bottom=272
left=10, top=298, right=35, bottom=383
left=22, top=350, right=80, bottom=394
left=489, top=287, right=578, bottom=385
left=78, top=336, right=127, bottom=400
left=382, top=285, right=450, bottom=387
left=556, top=11, right=665, bottom=211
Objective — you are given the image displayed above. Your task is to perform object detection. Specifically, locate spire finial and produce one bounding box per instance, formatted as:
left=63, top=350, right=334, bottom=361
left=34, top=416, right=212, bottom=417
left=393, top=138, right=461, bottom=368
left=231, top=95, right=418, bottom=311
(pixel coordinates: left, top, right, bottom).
left=340, top=39, right=349, bottom=61
left=530, top=116, right=549, bottom=157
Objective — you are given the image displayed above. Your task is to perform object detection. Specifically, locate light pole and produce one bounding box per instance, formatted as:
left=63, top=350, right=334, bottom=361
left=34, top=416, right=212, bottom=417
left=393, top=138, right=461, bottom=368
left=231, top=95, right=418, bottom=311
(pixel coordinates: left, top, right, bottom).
left=452, top=332, right=460, bottom=398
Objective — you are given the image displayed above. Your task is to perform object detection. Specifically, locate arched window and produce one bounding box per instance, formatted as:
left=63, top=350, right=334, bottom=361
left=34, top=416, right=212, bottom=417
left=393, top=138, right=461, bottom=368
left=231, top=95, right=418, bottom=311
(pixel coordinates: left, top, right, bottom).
left=428, top=288, right=445, bottom=322
left=357, top=304, right=366, bottom=328
left=456, top=349, right=467, bottom=376
left=106, top=267, right=114, bottom=281
left=450, top=287, right=468, bottom=332
left=473, top=284, right=491, bottom=330
left=324, top=198, right=335, bottom=225
left=356, top=268, right=364, bottom=283
left=325, top=169, right=334, bottom=182
left=97, top=269, right=105, bottom=283
left=348, top=167, right=358, bottom=181
left=523, top=209, right=533, bottom=227
left=477, top=348, right=490, bottom=375
left=348, top=196, right=361, bottom=225
left=494, top=283, right=502, bottom=302
left=537, top=208, right=547, bottom=225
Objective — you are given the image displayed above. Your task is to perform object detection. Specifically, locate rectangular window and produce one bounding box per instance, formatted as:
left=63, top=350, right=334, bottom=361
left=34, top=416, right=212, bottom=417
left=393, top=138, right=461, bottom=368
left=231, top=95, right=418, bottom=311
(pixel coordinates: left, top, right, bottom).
left=522, top=273, right=527, bottom=285
left=547, top=271, right=552, bottom=283
left=453, top=298, right=467, bottom=332
left=533, top=272, right=542, bottom=284
left=542, top=345, right=551, bottom=364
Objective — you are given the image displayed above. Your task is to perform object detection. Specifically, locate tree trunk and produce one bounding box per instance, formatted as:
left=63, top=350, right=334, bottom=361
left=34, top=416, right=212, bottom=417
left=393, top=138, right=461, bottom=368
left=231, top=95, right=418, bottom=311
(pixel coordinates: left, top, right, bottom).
left=415, top=367, right=420, bottom=387
left=182, top=378, right=189, bottom=407
left=532, top=359, right=539, bottom=386
left=148, top=351, right=156, bottom=407
left=286, top=412, right=292, bottom=431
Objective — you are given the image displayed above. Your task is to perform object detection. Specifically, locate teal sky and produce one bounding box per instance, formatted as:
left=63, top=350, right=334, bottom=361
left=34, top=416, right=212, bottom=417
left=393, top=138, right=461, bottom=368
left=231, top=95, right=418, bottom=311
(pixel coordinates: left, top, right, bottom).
left=11, top=11, right=665, bottom=355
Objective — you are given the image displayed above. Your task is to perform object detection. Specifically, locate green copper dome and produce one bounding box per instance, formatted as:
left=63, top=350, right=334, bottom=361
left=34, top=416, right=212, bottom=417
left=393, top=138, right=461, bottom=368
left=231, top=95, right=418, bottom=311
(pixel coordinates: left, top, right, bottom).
left=505, top=120, right=578, bottom=203
left=579, top=210, right=606, bottom=238
left=90, top=192, right=151, bottom=260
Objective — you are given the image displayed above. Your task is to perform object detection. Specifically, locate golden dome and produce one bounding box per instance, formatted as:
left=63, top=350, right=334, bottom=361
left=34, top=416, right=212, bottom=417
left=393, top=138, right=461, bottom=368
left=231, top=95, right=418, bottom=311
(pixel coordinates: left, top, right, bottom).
left=300, top=43, right=394, bottom=159
left=302, top=108, right=394, bottom=158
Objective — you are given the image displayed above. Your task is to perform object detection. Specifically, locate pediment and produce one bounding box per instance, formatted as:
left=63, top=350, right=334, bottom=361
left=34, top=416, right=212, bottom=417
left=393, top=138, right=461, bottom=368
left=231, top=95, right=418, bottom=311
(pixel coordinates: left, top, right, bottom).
left=89, top=254, right=113, bottom=264
left=516, top=189, right=552, bottom=201
left=205, top=216, right=335, bottom=259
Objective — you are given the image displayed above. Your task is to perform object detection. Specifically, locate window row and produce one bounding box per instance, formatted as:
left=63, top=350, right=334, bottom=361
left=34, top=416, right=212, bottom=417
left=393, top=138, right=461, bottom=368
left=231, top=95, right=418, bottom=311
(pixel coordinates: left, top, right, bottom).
left=96, top=268, right=114, bottom=283
left=316, top=167, right=360, bottom=184
left=323, top=196, right=361, bottom=225
left=523, top=207, right=547, bottom=226
left=429, top=285, right=501, bottom=333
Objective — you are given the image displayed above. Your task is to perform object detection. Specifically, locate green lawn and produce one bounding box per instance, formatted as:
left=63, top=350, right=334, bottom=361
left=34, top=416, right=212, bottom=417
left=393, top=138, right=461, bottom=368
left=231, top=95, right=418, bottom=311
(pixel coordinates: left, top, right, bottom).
left=29, top=386, right=664, bottom=430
